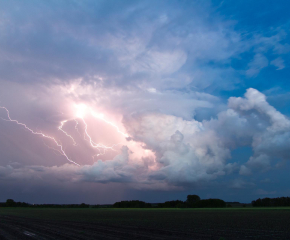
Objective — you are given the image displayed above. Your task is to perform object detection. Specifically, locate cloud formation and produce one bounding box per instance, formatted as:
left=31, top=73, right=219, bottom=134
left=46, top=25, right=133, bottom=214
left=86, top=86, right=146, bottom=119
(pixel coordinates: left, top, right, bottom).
left=1, top=87, right=289, bottom=193
left=0, top=0, right=290, bottom=203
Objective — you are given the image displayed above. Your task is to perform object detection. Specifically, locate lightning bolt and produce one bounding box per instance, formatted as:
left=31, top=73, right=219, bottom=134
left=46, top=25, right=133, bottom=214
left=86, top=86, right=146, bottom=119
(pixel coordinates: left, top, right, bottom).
left=74, top=104, right=127, bottom=157
left=58, top=120, right=77, bottom=146
left=0, top=106, right=80, bottom=166
left=81, top=117, right=120, bottom=156
left=0, top=104, right=129, bottom=165
left=90, top=110, right=128, bottom=138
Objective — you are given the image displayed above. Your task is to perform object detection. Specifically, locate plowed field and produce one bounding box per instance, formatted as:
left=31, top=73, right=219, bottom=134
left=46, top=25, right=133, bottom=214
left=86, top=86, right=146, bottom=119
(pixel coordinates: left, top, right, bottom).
left=0, top=208, right=289, bottom=239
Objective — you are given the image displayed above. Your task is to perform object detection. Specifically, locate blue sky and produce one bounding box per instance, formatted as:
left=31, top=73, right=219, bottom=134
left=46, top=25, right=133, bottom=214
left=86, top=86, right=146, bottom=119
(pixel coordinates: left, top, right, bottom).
left=0, top=0, right=289, bottom=204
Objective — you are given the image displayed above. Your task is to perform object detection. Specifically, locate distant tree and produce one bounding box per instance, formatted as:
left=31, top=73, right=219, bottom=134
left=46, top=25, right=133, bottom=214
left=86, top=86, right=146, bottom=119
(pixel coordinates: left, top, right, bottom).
left=15, top=201, right=29, bottom=207
left=252, top=197, right=290, bottom=207
left=6, top=199, right=16, bottom=207
left=195, top=199, right=226, bottom=208
left=80, top=203, right=89, bottom=208
left=187, top=195, right=201, bottom=203
left=113, top=200, right=151, bottom=208
left=186, top=195, right=201, bottom=207
left=252, top=198, right=262, bottom=207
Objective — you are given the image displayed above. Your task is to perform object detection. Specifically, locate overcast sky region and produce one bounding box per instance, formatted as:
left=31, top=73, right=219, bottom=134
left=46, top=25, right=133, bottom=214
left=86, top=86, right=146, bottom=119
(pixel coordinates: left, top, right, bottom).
left=0, top=0, right=290, bottom=204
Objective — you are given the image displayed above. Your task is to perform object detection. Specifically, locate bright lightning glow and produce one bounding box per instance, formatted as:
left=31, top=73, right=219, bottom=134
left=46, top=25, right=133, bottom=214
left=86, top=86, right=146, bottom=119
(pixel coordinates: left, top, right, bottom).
left=75, top=104, right=88, bottom=118
left=81, top=117, right=120, bottom=155
left=0, top=106, right=80, bottom=166
left=90, top=110, right=128, bottom=138
left=0, top=104, right=130, bottom=166
left=73, top=104, right=128, bottom=156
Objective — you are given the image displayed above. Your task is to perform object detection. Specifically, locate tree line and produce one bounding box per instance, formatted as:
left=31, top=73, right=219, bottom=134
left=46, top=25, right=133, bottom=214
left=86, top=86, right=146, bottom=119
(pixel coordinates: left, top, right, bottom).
left=113, top=195, right=227, bottom=208
left=0, top=199, right=91, bottom=208
left=252, top=197, right=290, bottom=207
left=2, top=196, right=290, bottom=208
left=1, top=196, right=226, bottom=208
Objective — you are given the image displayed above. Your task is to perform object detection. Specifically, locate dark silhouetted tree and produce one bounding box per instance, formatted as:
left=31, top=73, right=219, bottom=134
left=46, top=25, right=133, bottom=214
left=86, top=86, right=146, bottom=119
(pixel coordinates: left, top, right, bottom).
left=195, top=199, right=226, bottom=208
left=186, top=195, right=201, bottom=207
left=158, top=200, right=184, bottom=208
left=6, top=199, right=16, bottom=207
left=113, top=200, right=151, bottom=208
left=252, top=197, right=290, bottom=207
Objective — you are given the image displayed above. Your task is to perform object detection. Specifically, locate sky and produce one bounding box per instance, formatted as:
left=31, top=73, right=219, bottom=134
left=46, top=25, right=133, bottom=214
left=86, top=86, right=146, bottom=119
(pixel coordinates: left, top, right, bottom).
left=0, top=0, right=290, bottom=204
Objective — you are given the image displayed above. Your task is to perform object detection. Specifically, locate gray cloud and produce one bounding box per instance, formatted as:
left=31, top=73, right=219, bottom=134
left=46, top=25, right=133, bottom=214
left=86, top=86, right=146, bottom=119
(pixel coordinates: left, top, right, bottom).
left=239, top=165, right=252, bottom=176
left=2, top=86, right=290, bottom=192
left=0, top=0, right=282, bottom=91
left=0, top=1, right=290, bottom=203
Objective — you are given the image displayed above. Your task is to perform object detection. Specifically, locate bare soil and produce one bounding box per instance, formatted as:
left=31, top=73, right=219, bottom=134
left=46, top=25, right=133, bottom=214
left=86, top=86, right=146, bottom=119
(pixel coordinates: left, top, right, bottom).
left=0, top=208, right=289, bottom=239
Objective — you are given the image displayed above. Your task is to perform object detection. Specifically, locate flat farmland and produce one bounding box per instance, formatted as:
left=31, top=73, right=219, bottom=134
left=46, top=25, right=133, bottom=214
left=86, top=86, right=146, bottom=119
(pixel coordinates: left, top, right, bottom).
left=0, top=208, right=289, bottom=239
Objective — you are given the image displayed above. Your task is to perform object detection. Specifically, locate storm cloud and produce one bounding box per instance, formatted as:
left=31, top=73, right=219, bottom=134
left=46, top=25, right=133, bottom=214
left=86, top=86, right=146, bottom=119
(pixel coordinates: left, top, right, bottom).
left=0, top=0, right=290, bottom=203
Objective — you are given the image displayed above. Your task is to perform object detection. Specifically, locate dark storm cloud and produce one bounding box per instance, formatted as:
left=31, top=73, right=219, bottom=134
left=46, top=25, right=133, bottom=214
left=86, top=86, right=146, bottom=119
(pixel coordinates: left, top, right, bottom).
left=0, top=0, right=290, bottom=203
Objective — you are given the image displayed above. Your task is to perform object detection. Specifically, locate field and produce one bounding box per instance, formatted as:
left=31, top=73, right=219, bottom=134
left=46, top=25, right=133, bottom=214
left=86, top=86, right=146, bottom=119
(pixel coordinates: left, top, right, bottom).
left=0, top=208, right=290, bottom=239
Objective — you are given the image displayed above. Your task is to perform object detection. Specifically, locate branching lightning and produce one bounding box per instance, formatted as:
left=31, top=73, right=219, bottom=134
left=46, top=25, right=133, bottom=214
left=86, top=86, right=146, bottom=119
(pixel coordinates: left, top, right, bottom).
left=74, top=104, right=126, bottom=156
left=90, top=110, right=128, bottom=138
left=81, top=117, right=116, bottom=153
left=0, top=106, right=80, bottom=166
left=0, top=104, right=129, bottom=166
